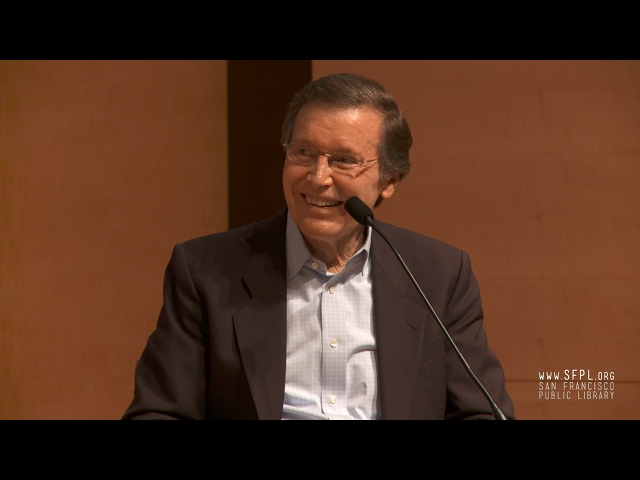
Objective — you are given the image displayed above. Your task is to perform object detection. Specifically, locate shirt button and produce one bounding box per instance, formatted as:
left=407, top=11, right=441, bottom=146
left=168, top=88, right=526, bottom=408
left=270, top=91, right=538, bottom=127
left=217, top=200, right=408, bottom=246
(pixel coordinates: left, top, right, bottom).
left=330, top=395, right=338, bottom=404
left=330, top=339, right=338, bottom=348
left=329, top=286, right=335, bottom=294
left=311, top=262, right=318, bottom=269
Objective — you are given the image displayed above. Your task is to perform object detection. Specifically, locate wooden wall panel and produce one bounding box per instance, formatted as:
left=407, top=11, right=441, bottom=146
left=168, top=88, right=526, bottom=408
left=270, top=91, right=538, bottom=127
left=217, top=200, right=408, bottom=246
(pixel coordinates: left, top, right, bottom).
left=0, top=60, right=228, bottom=419
left=314, top=60, right=640, bottom=419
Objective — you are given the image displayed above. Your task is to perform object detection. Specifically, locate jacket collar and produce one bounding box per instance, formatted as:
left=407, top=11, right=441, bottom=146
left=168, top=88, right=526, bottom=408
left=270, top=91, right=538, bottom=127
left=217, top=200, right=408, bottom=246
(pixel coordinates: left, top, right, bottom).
left=232, top=209, right=289, bottom=420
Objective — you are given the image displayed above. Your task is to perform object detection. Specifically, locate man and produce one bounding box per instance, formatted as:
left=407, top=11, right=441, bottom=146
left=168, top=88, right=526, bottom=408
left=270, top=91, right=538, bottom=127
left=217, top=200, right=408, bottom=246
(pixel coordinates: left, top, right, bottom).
left=123, top=73, right=515, bottom=420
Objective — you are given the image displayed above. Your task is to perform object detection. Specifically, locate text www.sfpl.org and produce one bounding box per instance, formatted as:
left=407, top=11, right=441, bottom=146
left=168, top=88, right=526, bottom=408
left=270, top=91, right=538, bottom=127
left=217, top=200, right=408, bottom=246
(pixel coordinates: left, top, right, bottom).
left=538, top=370, right=614, bottom=381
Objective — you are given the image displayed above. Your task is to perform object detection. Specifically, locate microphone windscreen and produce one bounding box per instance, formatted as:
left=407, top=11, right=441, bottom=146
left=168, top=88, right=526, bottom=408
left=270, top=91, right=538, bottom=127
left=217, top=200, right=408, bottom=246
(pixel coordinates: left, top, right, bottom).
left=345, top=196, right=374, bottom=225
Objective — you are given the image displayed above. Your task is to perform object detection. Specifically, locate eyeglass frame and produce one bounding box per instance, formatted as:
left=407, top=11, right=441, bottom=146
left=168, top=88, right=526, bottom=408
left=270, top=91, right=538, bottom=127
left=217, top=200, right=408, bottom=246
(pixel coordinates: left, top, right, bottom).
left=282, top=142, right=379, bottom=174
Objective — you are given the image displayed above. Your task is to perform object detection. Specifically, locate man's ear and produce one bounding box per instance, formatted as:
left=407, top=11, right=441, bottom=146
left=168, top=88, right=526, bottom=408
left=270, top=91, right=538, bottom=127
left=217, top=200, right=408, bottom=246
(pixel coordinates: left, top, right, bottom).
left=374, top=173, right=401, bottom=208
left=379, top=173, right=401, bottom=201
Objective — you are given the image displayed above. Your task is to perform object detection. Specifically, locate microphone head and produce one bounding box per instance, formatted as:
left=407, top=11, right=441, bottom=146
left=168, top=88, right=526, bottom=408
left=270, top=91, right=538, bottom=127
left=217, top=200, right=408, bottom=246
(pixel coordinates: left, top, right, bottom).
left=345, top=196, right=374, bottom=225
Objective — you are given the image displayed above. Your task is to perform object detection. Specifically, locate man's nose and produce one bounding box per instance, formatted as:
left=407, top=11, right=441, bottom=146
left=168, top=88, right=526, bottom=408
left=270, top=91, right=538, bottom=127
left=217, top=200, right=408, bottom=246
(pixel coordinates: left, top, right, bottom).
left=308, top=154, right=334, bottom=184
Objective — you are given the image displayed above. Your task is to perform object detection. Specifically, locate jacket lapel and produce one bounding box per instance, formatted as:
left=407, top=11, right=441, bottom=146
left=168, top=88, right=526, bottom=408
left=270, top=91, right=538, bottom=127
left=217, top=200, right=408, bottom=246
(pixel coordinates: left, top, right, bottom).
left=371, top=222, right=429, bottom=420
left=232, top=210, right=288, bottom=420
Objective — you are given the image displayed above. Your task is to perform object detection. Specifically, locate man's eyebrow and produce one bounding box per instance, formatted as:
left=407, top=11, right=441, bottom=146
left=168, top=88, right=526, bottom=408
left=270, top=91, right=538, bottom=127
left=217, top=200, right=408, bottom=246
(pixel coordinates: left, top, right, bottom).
left=325, top=143, right=362, bottom=155
left=290, top=137, right=362, bottom=155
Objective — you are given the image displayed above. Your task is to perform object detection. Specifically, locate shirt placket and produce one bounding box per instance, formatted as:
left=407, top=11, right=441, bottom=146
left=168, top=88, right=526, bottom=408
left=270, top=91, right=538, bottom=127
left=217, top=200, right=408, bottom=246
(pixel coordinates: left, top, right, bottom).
left=320, top=276, right=348, bottom=418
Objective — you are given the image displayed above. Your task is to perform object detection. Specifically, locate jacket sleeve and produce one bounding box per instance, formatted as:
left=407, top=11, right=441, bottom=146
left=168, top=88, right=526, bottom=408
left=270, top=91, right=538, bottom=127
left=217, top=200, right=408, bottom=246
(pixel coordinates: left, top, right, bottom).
left=122, top=243, right=208, bottom=420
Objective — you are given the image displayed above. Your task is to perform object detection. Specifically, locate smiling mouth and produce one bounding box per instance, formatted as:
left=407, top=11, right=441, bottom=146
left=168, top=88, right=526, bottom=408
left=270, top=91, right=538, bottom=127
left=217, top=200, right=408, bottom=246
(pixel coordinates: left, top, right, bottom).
left=304, top=195, right=341, bottom=207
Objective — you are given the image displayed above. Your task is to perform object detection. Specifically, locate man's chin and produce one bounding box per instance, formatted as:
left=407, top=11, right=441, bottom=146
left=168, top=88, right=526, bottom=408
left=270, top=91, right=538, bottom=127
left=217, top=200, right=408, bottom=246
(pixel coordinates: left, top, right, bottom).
left=297, top=219, right=362, bottom=244
left=297, top=220, right=341, bottom=240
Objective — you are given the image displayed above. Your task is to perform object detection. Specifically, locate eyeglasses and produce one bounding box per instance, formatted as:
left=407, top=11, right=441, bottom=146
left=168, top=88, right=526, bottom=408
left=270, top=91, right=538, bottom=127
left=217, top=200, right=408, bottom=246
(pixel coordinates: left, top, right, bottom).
left=283, top=143, right=378, bottom=175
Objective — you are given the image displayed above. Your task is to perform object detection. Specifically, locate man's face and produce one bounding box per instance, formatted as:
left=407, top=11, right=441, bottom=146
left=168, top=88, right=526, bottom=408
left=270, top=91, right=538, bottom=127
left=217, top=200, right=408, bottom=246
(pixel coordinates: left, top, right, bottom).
left=282, top=103, right=399, bottom=250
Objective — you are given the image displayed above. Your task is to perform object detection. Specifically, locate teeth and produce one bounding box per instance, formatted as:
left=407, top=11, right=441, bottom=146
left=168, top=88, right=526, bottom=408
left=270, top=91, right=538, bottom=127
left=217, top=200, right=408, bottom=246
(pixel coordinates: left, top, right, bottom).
left=305, top=195, right=340, bottom=207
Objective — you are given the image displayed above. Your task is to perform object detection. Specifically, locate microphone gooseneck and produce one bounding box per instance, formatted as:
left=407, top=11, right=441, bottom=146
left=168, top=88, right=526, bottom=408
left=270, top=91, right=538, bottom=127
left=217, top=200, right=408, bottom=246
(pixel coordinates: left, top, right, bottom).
left=344, top=196, right=508, bottom=420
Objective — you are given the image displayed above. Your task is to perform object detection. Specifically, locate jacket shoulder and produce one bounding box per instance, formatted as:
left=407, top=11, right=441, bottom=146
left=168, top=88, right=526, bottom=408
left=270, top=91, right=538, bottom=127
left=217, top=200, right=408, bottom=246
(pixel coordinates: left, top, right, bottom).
left=177, top=209, right=287, bottom=266
left=374, top=220, right=464, bottom=262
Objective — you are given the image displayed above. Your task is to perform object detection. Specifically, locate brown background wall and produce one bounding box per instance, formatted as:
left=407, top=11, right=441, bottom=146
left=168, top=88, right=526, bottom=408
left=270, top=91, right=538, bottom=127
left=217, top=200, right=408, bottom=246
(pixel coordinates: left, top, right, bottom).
left=1, top=60, right=638, bottom=419
left=0, top=60, right=228, bottom=419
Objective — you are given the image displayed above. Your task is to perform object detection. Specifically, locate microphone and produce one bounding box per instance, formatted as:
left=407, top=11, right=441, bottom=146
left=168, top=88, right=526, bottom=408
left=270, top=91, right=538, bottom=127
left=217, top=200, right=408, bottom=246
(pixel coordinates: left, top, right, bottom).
left=344, top=196, right=508, bottom=420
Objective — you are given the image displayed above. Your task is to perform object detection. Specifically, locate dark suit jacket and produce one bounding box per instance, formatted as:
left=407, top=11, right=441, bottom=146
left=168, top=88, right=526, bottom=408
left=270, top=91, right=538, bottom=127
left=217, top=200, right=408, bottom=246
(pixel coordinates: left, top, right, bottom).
left=123, top=208, right=515, bottom=420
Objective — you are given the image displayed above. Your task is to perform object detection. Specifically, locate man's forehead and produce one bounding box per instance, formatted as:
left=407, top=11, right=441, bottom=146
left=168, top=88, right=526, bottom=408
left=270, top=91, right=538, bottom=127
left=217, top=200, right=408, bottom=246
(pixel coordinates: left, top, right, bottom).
left=292, top=111, right=381, bottom=151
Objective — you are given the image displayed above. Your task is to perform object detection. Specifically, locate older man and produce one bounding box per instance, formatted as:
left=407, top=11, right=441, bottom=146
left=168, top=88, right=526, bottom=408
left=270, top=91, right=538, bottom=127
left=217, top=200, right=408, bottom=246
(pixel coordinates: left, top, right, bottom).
left=123, top=73, right=515, bottom=420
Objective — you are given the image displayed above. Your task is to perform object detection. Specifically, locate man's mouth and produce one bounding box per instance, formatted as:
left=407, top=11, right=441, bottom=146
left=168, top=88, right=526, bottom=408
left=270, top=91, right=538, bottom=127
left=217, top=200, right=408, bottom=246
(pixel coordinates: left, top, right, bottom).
left=304, top=195, right=341, bottom=207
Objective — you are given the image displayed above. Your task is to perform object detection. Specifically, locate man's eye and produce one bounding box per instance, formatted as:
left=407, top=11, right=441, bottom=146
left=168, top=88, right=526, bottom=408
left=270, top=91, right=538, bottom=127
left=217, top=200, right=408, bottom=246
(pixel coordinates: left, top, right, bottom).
left=334, top=155, right=359, bottom=165
left=296, top=146, right=315, bottom=157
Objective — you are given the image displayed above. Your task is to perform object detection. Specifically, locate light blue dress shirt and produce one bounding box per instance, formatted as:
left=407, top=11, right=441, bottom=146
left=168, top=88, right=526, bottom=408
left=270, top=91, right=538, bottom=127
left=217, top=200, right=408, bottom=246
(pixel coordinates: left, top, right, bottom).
left=282, top=213, right=380, bottom=420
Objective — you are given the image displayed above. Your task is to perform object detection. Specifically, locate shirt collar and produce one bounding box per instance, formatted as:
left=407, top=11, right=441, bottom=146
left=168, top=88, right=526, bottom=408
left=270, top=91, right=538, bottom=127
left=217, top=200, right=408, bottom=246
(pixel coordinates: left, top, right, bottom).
left=286, top=212, right=372, bottom=279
